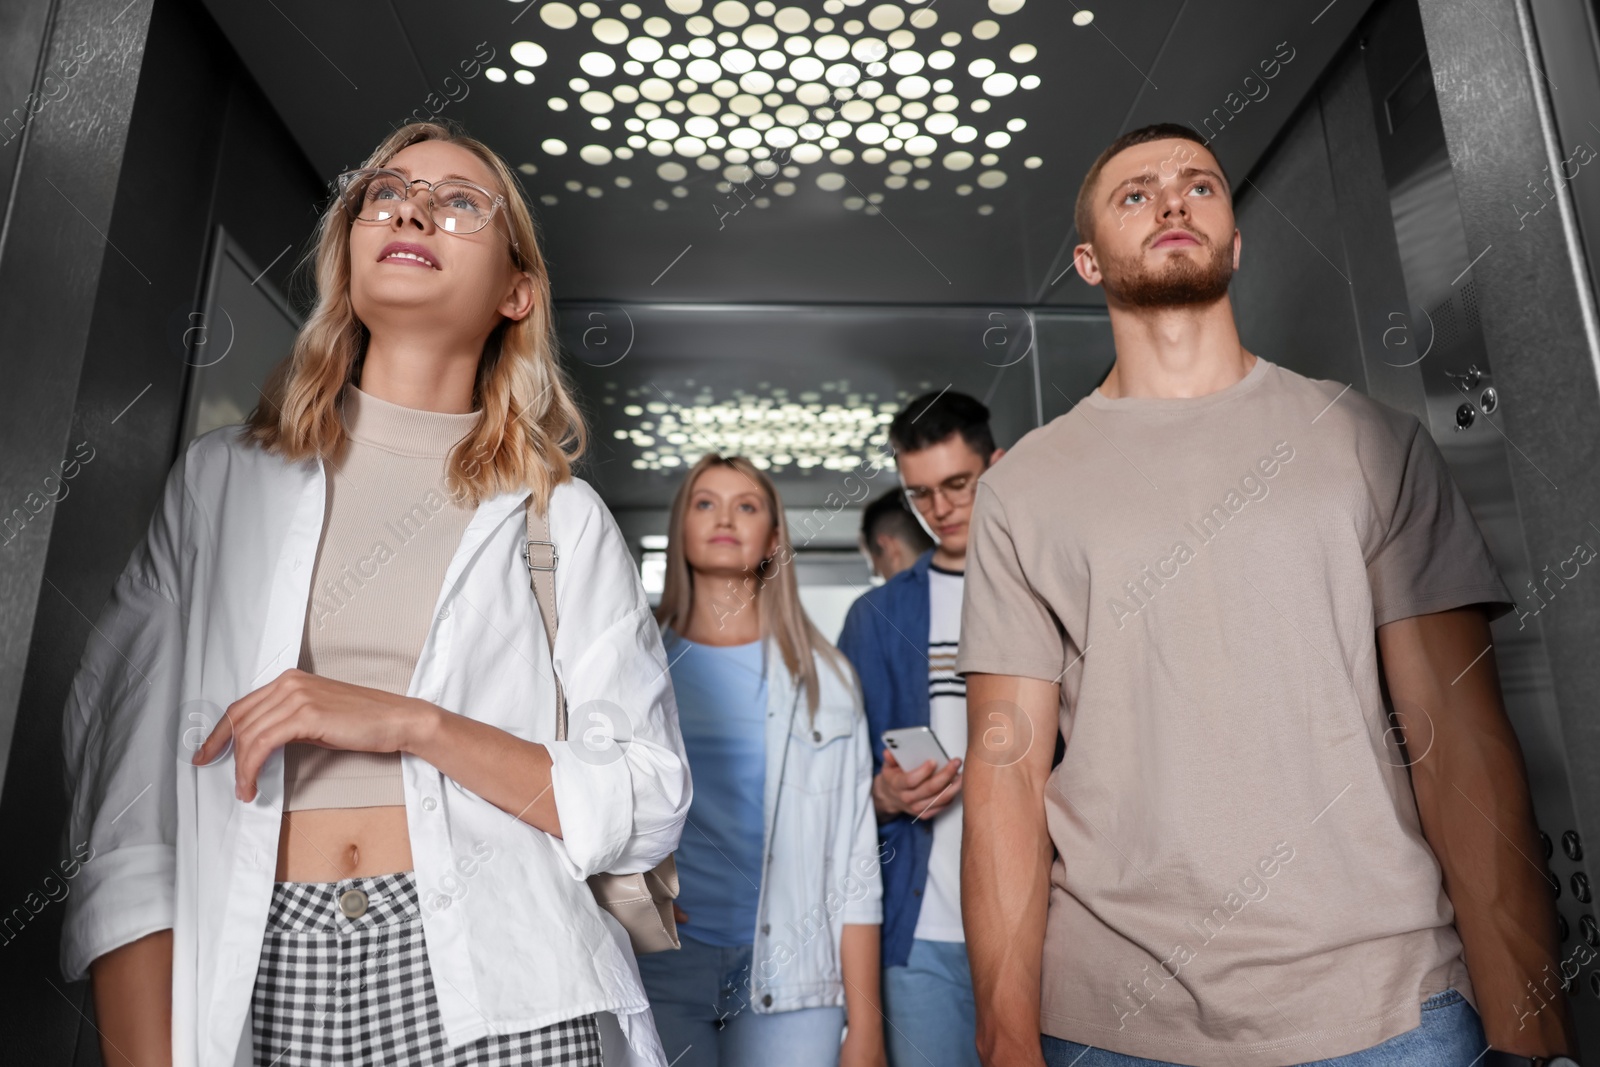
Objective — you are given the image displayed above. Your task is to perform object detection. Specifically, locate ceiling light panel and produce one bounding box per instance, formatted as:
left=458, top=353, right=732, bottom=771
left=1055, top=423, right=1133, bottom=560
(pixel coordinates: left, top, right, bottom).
left=503, top=0, right=1040, bottom=218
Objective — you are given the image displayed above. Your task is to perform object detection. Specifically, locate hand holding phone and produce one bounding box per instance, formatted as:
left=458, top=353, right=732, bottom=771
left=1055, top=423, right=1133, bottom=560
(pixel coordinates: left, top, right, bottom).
left=874, top=727, right=963, bottom=821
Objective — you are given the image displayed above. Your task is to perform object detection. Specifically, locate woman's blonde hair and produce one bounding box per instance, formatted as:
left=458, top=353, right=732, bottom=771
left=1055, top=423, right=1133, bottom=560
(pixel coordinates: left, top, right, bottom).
left=243, top=120, right=585, bottom=511
left=656, top=454, right=852, bottom=718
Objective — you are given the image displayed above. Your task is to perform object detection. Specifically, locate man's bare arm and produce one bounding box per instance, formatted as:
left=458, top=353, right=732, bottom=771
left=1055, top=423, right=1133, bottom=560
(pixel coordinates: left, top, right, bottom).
left=89, top=929, right=173, bottom=1067
left=1378, top=606, right=1576, bottom=1059
left=962, top=673, right=1060, bottom=1067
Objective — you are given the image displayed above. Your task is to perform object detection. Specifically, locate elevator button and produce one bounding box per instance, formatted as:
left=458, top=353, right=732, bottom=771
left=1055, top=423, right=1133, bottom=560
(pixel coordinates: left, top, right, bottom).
left=1558, top=912, right=1569, bottom=943
left=1563, top=830, right=1582, bottom=862
left=1573, top=872, right=1592, bottom=904
left=1580, top=914, right=1598, bottom=948
left=1541, top=832, right=1554, bottom=860
left=1455, top=404, right=1475, bottom=430
left=1591, top=971, right=1600, bottom=999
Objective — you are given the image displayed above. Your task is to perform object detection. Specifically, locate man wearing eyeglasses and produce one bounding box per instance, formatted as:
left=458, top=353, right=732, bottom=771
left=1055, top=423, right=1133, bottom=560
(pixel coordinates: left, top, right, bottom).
left=837, top=390, right=1005, bottom=1067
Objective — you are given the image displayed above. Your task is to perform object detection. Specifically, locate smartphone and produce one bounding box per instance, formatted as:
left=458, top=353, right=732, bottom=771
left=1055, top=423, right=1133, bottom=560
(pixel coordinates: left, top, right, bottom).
left=882, top=726, right=952, bottom=770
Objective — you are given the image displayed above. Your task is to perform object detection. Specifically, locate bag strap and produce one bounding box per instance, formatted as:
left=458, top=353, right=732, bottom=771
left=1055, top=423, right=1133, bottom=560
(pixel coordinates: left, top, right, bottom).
left=523, top=500, right=566, bottom=741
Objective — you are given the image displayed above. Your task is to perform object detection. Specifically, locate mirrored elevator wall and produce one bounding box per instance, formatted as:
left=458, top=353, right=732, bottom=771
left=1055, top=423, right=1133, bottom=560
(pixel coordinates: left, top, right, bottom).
left=1231, top=0, right=1600, bottom=1050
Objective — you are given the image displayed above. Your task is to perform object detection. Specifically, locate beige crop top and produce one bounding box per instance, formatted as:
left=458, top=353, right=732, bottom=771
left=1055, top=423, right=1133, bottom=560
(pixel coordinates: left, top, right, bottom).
left=282, top=384, right=480, bottom=811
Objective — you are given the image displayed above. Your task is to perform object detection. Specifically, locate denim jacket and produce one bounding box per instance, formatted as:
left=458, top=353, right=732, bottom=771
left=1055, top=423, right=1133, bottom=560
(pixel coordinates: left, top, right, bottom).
left=835, top=550, right=936, bottom=969
left=743, top=638, right=883, bottom=1012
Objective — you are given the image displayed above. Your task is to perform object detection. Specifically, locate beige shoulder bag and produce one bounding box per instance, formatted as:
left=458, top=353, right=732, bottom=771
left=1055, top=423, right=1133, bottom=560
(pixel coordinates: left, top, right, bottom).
left=524, top=501, right=681, bottom=954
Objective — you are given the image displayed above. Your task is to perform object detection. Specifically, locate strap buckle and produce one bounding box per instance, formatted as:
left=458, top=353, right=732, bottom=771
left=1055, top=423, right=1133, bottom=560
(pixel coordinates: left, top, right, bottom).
left=523, top=539, right=558, bottom=572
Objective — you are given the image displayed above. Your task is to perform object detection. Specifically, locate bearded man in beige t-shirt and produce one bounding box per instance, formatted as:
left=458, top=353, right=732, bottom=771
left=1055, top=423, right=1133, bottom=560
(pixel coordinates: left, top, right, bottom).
left=958, top=124, right=1578, bottom=1067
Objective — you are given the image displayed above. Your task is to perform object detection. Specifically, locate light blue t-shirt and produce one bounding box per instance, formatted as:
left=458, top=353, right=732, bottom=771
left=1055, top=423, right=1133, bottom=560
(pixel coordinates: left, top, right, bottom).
left=663, top=629, right=768, bottom=947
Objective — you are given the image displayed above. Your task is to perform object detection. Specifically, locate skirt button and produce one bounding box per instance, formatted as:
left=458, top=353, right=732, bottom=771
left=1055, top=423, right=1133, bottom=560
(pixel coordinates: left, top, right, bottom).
left=339, top=888, right=369, bottom=918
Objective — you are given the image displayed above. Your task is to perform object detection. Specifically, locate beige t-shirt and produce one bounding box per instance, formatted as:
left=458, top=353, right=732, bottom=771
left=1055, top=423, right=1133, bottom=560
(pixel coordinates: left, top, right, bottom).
left=955, top=355, right=1513, bottom=1066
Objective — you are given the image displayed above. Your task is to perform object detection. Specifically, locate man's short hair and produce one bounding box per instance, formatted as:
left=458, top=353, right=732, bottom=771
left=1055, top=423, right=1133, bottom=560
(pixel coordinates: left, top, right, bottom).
left=861, top=489, right=934, bottom=556
left=1074, top=122, right=1231, bottom=245
left=888, top=390, right=995, bottom=460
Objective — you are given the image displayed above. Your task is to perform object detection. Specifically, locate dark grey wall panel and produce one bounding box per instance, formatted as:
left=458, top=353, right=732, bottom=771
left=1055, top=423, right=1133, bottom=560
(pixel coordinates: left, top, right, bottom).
left=0, top=0, right=154, bottom=824
left=0, top=0, right=323, bottom=1060
left=0, top=0, right=156, bottom=1060
left=1318, top=43, right=1433, bottom=423
left=0, top=0, right=55, bottom=218
left=1230, top=91, right=1370, bottom=390
left=1034, top=311, right=1115, bottom=423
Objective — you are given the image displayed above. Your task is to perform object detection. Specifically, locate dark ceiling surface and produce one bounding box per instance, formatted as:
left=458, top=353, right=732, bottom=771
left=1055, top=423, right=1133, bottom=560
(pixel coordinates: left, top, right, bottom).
left=200, top=0, right=1375, bottom=309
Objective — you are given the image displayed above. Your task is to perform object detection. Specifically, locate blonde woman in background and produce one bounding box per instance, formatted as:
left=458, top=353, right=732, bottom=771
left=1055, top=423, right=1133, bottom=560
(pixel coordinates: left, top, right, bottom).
left=60, top=120, right=689, bottom=1067
left=642, top=454, right=886, bottom=1067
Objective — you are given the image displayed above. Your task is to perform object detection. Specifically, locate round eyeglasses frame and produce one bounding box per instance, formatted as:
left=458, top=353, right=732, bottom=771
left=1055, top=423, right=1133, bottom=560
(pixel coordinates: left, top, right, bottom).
left=901, top=472, right=978, bottom=513
left=334, top=166, right=522, bottom=263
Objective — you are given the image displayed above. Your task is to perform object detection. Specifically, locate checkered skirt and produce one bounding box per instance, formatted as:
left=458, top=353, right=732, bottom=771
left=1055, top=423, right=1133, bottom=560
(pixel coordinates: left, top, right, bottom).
left=251, top=871, right=601, bottom=1066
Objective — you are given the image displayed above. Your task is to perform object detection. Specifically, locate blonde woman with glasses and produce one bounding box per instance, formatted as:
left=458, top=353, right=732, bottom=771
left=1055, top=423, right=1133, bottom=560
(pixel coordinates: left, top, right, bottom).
left=641, top=454, right=885, bottom=1067
left=59, top=121, right=690, bottom=1067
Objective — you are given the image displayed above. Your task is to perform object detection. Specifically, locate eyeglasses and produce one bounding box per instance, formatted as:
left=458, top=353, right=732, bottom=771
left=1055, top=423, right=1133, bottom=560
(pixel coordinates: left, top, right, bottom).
left=902, top=472, right=978, bottom=512
left=335, top=167, right=520, bottom=257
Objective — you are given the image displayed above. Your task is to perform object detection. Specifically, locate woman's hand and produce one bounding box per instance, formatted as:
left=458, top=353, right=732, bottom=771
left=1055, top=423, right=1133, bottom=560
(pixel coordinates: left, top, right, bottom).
left=193, top=668, right=435, bottom=802
left=839, top=925, right=886, bottom=1067
left=839, top=1019, right=888, bottom=1067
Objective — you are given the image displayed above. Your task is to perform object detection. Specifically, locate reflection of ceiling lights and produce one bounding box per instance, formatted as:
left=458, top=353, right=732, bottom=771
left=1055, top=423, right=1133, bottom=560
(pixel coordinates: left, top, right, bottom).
left=600, top=378, right=909, bottom=472
left=497, top=0, right=1044, bottom=216
left=1072, top=9, right=1094, bottom=27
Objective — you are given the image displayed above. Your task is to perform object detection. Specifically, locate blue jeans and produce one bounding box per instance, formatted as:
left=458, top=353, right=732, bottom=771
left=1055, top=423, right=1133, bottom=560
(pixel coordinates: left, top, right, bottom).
left=1040, top=989, right=1487, bottom=1067
left=882, top=939, right=982, bottom=1067
left=637, top=934, right=845, bottom=1067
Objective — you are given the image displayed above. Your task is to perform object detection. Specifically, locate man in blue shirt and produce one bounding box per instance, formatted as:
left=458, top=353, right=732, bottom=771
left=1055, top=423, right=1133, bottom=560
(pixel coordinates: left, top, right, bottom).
left=837, top=391, right=1005, bottom=1067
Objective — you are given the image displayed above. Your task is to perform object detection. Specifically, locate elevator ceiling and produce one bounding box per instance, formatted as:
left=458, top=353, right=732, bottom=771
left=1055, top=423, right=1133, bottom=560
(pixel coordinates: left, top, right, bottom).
left=199, top=0, right=1374, bottom=308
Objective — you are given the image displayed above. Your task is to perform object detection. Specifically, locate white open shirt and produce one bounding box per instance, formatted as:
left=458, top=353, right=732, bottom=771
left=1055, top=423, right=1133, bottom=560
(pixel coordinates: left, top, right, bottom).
left=59, top=425, right=691, bottom=1066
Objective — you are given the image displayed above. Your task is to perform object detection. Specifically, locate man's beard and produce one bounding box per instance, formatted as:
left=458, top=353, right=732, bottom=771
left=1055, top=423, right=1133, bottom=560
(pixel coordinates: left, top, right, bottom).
left=1099, top=230, right=1234, bottom=308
